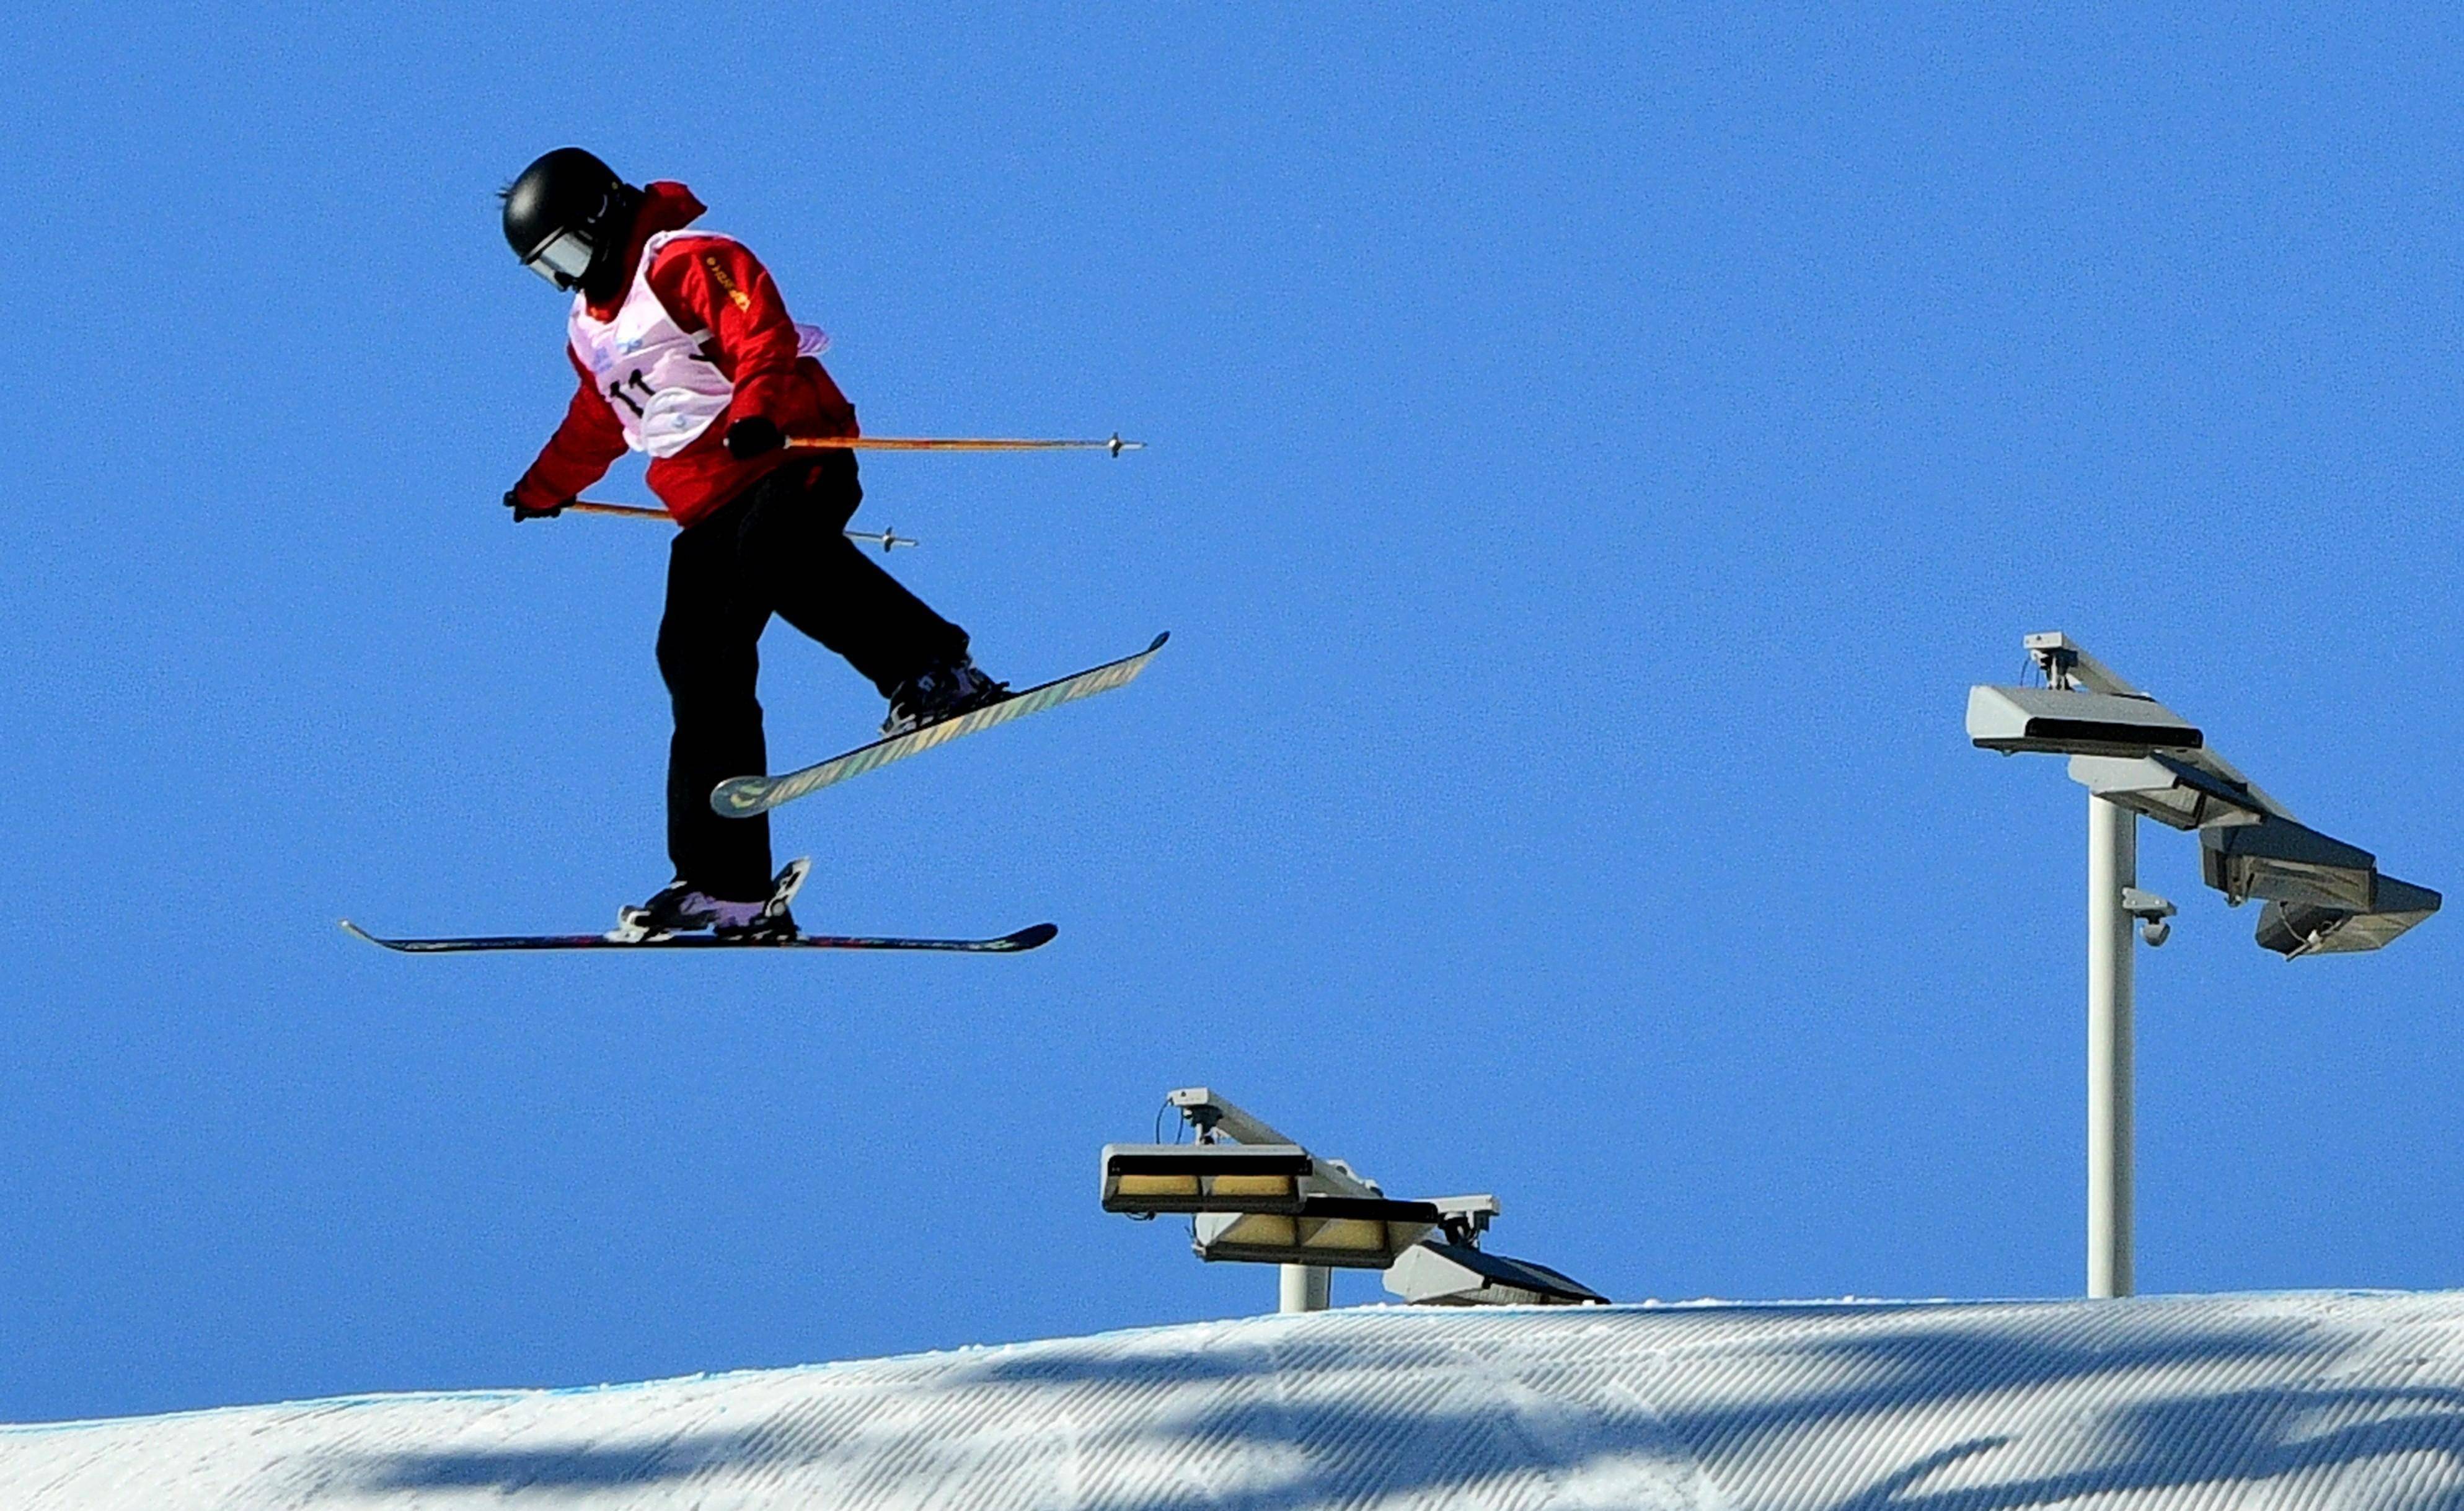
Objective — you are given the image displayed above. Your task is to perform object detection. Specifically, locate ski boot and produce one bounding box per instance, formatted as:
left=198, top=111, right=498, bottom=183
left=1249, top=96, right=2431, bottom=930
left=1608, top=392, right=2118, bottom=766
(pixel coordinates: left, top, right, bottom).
left=881, top=656, right=1010, bottom=737
left=609, top=879, right=729, bottom=943
left=610, top=860, right=808, bottom=943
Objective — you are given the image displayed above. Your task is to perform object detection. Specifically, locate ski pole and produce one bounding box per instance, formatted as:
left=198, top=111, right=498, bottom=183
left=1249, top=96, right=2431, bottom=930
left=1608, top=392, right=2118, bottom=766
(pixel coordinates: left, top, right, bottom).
left=563, top=498, right=669, bottom=521
left=785, top=431, right=1144, bottom=456
left=565, top=498, right=916, bottom=550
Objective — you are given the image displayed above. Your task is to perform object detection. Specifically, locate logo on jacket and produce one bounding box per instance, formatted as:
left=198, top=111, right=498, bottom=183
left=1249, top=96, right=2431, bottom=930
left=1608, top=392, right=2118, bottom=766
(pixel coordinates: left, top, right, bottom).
left=703, top=254, right=754, bottom=312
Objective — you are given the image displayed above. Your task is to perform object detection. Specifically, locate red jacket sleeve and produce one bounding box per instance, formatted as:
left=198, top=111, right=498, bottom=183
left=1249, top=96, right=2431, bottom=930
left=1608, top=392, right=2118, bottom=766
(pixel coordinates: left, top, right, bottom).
left=513, top=349, right=629, bottom=511
left=647, top=237, right=854, bottom=438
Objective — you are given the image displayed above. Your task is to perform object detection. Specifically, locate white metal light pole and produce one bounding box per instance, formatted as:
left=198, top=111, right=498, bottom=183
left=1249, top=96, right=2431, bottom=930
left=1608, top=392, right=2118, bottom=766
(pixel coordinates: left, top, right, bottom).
left=2085, top=793, right=2136, bottom=1299
left=1280, top=1264, right=1332, bottom=1313
left=1972, top=633, right=2165, bottom=1300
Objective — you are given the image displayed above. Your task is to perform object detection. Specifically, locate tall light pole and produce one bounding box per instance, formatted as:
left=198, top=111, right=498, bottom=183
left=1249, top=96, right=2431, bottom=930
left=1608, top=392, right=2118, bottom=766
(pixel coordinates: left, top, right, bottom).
left=2085, top=792, right=2135, bottom=1298
left=2021, top=637, right=2156, bottom=1297
left=1968, top=632, right=2437, bottom=1300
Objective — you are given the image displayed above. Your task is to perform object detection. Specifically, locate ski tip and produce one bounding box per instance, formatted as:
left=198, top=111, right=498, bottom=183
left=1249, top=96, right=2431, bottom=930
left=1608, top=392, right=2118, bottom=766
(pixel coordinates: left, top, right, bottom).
left=1147, top=630, right=1170, bottom=653
left=709, top=776, right=773, bottom=817
left=1004, top=922, right=1061, bottom=951
left=338, top=920, right=402, bottom=951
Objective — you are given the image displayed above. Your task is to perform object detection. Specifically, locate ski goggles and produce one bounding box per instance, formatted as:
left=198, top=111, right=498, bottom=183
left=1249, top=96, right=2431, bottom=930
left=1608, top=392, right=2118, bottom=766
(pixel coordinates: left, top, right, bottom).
left=521, top=229, right=597, bottom=289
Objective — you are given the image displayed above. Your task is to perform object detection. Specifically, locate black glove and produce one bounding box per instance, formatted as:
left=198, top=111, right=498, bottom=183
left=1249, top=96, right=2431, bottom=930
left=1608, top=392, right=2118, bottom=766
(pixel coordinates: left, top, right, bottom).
left=724, top=415, right=785, bottom=460
left=505, top=488, right=567, bottom=522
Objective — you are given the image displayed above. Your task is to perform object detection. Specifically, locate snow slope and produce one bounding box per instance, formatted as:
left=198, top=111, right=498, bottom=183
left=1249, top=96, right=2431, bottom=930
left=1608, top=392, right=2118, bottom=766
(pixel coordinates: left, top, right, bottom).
left=11, top=1292, right=2464, bottom=1509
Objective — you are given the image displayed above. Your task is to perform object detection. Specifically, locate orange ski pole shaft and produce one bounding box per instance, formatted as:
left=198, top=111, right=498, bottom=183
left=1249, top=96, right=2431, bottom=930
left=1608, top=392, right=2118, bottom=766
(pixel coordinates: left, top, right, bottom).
left=785, top=431, right=1144, bottom=456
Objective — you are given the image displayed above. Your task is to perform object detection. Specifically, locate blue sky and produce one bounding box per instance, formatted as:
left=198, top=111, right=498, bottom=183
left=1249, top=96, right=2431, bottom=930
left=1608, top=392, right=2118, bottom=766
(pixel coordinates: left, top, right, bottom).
left=2, top=4, right=2460, bottom=1422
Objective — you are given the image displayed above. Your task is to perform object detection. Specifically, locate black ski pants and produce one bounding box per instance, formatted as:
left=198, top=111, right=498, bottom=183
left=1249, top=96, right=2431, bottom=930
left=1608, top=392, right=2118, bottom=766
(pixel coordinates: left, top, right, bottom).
left=658, top=453, right=968, bottom=899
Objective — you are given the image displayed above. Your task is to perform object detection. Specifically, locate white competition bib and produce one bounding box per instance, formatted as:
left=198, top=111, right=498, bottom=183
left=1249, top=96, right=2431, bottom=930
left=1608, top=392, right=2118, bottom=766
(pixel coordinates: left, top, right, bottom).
left=567, top=231, right=828, bottom=459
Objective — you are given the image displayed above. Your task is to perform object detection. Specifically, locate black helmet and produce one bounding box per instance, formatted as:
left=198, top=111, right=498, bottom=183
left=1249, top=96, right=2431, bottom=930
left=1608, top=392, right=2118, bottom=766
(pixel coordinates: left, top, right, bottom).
left=501, top=148, right=640, bottom=292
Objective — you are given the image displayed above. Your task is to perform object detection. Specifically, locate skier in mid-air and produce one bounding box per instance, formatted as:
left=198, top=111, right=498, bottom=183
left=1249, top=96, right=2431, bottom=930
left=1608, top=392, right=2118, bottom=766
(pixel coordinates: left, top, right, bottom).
left=500, top=148, right=1007, bottom=940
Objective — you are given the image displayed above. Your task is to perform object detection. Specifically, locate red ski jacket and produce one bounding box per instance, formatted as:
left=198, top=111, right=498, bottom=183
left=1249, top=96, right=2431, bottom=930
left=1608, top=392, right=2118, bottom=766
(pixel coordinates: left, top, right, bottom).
left=511, top=182, right=858, bottom=527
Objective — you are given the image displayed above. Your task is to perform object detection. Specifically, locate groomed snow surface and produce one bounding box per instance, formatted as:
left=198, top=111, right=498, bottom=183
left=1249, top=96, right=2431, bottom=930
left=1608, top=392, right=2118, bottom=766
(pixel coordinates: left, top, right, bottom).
left=11, top=1291, right=2464, bottom=1509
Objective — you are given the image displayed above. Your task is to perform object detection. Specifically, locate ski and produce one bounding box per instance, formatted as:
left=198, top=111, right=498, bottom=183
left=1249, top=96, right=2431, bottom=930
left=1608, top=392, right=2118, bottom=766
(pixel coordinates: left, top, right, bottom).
left=342, top=856, right=1055, bottom=954
left=339, top=920, right=1058, bottom=954
left=710, top=632, right=1170, bottom=819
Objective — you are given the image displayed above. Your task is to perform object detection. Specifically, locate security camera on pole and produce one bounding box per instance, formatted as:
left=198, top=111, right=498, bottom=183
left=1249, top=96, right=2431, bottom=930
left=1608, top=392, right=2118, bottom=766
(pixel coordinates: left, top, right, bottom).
left=1968, top=633, right=2439, bottom=1300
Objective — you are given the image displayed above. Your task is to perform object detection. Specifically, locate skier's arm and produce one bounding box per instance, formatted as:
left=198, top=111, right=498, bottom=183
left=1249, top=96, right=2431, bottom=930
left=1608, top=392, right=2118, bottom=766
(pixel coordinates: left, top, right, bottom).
left=510, top=353, right=629, bottom=513
left=649, top=239, right=852, bottom=442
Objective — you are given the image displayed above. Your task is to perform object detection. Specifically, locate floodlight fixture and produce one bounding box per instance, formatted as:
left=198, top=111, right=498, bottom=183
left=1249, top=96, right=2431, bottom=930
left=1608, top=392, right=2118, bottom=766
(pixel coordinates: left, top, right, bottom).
left=1384, top=1240, right=1612, bottom=1306
left=1966, top=685, right=2203, bottom=758
left=1193, top=1195, right=1444, bottom=1269
left=1967, top=632, right=2439, bottom=1300
left=2200, top=814, right=2380, bottom=911
left=2256, top=875, right=2443, bottom=958
left=2067, top=752, right=2279, bottom=831
left=1100, top=1143, right=1312, bottom=1215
